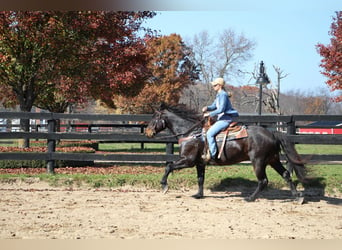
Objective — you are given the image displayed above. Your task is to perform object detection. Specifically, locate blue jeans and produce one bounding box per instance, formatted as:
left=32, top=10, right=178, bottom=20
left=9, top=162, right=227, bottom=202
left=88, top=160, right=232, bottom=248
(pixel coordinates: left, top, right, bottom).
left=206, top=119, right=231, bottom=158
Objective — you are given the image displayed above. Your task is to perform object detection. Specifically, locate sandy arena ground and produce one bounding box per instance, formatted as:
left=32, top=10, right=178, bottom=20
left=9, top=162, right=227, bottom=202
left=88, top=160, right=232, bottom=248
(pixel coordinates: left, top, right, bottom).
left=0, top=179, right=341, bottom=239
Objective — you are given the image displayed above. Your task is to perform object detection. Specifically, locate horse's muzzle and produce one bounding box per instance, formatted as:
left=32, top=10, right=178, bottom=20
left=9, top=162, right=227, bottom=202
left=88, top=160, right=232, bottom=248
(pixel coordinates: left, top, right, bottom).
left=145, top=127, right=155, bottom=138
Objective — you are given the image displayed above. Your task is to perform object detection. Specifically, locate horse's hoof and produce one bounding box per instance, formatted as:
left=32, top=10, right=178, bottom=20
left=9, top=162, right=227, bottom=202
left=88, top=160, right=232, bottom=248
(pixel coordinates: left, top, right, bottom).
left=162, top=184, right=169, bottom=194
left=295, top=196, right=306, bottom=205
left=192, top=193, right=204, bottom=199
left=245, top=196, right=255, bottom=202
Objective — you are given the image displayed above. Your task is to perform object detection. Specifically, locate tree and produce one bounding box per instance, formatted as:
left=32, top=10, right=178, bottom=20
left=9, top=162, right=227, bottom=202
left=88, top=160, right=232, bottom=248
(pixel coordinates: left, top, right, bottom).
left=0, top=11, right=156, bottom=113
left=35, top=11, right=156, bottom=112
left=0, top=12, right=87, bottom=113
left=35, top=76, right=91, bottom=113
left=317, top=11, right=342, bottom=102
left=85, top=12, right=156, bottom=109
left=113, top=34, right=199, bottom=113
left=0, top=11, right=89, bottom=144
left=280, top=89, right=333, bottom=115
left=270, top=65, right=289, bottom=114
left=188, top=31, right=213, bottom=84
left=0, top=11, right=155, bottom=146
left=187, top=29, right=256, bottom=105
left=0, top=84, right=17, bottom=109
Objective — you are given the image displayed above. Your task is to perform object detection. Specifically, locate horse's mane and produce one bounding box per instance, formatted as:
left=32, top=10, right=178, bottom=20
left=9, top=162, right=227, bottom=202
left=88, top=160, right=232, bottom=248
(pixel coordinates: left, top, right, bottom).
left=163, top=104, right=202, bottom=123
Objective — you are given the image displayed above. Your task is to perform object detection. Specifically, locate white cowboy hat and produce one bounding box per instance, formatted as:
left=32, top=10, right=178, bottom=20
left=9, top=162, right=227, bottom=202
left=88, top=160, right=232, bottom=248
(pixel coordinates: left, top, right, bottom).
left=210, top=77, right=225, bottom=86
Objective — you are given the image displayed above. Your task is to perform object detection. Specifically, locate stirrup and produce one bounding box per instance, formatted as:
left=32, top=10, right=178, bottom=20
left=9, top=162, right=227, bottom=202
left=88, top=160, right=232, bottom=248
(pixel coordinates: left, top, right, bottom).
left=201, top=151, right=211, bottom=162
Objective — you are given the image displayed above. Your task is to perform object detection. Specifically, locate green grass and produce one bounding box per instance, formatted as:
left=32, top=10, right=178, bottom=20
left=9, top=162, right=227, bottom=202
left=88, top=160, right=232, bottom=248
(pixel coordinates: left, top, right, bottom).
left=1, top=164, right=340, bottom=196
left=0, top=172, right=163, bottom=189
left=0, top=141, right=341, bottom=196
left=295, top=144, right=342, bottom=155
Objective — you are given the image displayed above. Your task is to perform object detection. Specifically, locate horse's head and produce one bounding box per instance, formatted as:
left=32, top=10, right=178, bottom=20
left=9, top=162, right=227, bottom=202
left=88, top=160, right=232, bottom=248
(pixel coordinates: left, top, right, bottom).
left=145, top=104, right=168, bottom=138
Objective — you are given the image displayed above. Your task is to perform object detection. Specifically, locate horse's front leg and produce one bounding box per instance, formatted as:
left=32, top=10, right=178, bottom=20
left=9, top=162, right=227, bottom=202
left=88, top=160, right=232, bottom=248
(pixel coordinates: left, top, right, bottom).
left=160, top=156, right=195, bottom=194
left=160, top=162, right=173, bottom=194
left=192, top=160, right=206, bottom=199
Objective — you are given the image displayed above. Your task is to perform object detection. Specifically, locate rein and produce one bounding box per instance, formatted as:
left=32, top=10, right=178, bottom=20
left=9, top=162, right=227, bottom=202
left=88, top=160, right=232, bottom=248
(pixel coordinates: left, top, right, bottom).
left=154, top=118, right=205, bottom=140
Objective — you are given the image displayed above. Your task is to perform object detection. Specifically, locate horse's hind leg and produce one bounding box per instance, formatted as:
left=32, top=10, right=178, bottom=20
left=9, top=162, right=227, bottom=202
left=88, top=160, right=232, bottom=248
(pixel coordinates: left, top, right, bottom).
left=247, top=159, right=268, bottom=202
left=270, top=159, right=302, bottom=199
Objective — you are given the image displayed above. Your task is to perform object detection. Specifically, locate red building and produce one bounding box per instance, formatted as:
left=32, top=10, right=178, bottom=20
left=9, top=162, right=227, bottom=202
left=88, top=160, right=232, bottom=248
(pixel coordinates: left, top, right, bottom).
left=299, top=121, right=342, bottom=134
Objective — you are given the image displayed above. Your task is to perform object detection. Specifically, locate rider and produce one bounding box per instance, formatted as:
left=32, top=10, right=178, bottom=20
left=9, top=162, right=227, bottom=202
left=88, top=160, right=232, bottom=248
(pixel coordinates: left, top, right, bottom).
left=202, top=77, right=239, bottom=162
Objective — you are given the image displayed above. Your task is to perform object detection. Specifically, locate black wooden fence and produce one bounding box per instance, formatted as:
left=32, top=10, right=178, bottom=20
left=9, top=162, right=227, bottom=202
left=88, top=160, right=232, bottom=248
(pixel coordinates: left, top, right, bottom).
left=0, top=112, right=341, bottom=174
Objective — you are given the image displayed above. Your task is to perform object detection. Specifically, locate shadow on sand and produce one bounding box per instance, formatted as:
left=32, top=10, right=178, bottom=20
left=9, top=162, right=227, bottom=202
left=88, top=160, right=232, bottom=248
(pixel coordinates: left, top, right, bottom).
left=208, top=177, right=342, bottom=205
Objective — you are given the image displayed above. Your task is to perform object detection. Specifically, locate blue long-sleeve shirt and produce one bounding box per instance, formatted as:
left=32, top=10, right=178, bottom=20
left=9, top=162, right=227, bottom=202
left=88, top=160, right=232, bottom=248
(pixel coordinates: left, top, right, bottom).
left=207, top=90, right=239, bottom=120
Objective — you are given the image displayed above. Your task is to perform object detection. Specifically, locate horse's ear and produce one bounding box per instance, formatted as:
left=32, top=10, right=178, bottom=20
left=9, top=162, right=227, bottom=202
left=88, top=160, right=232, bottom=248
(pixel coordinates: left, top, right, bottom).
left=159, top=102, right=167, bottom=111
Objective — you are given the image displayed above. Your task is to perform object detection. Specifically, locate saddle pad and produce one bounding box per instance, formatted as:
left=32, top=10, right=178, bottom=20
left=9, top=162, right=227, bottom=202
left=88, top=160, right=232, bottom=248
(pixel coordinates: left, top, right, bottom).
left=216, top=125, right=248, bottom=142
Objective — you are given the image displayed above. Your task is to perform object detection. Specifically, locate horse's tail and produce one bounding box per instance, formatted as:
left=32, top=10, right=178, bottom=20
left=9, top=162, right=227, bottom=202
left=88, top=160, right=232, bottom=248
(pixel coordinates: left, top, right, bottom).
left=272, top=131, right=308, bottom=183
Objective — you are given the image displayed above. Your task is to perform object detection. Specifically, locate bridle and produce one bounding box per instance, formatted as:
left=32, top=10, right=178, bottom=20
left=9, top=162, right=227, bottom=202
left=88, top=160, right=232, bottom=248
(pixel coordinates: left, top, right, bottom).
left=154, top=110, right=167, bottom=130
left=145, top=110, right=166, bottom=137
left=149, top=110, right=205, bottom=139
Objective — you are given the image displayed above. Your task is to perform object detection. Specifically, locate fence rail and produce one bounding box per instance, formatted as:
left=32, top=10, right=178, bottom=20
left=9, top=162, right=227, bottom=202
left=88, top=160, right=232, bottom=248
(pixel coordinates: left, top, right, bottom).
left=0, top=112, right=341, bottom=173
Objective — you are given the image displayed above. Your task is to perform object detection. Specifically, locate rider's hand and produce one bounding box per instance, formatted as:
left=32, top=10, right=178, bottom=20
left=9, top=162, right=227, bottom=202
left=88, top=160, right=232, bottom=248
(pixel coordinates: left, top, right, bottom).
left=203, top=112, right=210, bottom=118
left=202, top=107, right=207, bottom=113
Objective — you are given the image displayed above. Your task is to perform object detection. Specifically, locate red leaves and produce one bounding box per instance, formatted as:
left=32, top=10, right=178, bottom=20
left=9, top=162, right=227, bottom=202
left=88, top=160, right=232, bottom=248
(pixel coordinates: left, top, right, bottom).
left=0, top=146, right=95, bottom=153
left=113, top=34, right=198, bottom=113
left=0, top=11, right=156, bottom=113
left=317, top=11, right=342, bottom=102
left=56, top=147, right=95, bottom=153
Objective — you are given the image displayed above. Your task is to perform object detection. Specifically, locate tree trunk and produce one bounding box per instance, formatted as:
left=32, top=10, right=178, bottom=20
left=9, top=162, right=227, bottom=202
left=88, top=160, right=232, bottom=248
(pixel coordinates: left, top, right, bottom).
left=19, top=115, right=30, bottom=148
left=18, top=91, right=35, bottom=148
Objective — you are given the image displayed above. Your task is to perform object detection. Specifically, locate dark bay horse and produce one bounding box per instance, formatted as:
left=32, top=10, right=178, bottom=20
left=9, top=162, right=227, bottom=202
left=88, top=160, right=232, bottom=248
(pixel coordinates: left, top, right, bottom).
left=145, top=103, right=307, bottom=201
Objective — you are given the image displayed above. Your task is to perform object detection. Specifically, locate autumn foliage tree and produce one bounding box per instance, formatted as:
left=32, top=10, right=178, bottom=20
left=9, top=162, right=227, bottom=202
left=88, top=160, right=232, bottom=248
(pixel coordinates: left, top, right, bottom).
left=35, top=11, right=156, bottom=112
left=113, top=34, right=199, bottom=113
left=1, top=12, right=83, bottom=113
left=0, top=84, right=17, bottom=109
left=85, top=12, right=156, bottom=109
left=317, top=11, right=342, bottom=102
left=0, top=11, right=156, bottom=114
left=0, top=11, right=155, bottom=147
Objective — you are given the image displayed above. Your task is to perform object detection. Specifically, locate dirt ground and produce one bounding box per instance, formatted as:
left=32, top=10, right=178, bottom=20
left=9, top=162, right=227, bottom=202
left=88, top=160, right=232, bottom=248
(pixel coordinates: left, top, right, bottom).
left=0, top=178, right=341, bottom=239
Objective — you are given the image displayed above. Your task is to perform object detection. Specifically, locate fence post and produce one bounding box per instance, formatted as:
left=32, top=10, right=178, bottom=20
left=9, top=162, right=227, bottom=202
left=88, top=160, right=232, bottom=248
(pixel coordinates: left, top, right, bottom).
left=286, top=116, right=296, bottom=136
left=286, top=115, right=297, bottom=160
left=47, top=118, right=56, bottom=174
left=140, top=125, right=145, bottom=149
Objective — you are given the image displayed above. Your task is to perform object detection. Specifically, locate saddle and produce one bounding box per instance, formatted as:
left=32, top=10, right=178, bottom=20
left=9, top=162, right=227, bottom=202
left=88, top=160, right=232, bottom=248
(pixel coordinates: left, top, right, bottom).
left=216, top=122, right=248, bottom=141
left=204, top=120, right=248, bottom=159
